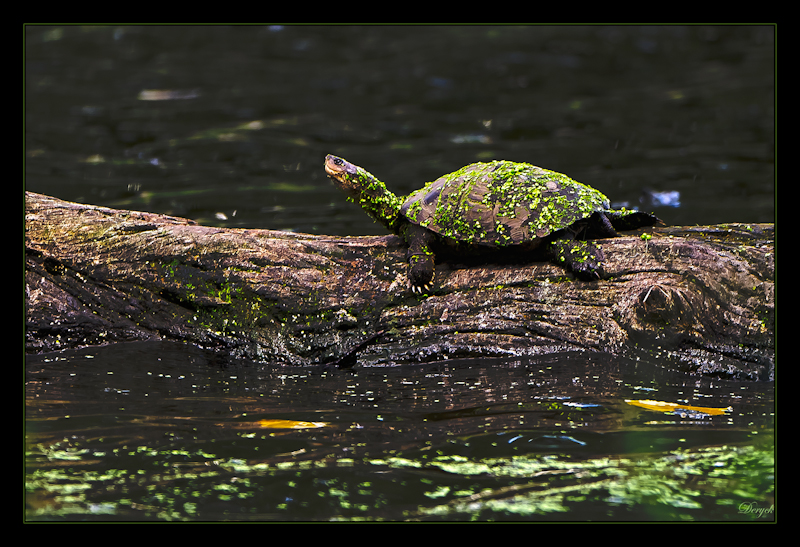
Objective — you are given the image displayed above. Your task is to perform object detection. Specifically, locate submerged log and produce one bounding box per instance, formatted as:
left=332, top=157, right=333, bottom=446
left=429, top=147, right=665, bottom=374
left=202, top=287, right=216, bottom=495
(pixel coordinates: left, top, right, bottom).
left=25, top=192, right=774, bottom=380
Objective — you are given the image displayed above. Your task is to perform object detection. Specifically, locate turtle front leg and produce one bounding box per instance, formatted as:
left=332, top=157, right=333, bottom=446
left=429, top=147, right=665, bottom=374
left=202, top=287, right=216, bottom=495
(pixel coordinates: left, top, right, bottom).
left=548, top=237, right=606, bottom=280
left=402, top=224, right=436, bottom=293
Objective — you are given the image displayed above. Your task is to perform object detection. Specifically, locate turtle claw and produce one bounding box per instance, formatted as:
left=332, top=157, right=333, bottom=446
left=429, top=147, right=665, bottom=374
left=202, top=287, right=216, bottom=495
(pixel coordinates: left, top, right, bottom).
left=409, top=270, right=434, bottom=295
left=410, top=282, right=432, bottom=294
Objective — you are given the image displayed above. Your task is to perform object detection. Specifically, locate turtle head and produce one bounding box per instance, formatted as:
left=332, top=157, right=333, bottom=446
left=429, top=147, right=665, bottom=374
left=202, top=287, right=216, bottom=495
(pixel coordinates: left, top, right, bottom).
left=325, top=155, right=363, bottom=194
left=325, top=155, right=403, bottom=234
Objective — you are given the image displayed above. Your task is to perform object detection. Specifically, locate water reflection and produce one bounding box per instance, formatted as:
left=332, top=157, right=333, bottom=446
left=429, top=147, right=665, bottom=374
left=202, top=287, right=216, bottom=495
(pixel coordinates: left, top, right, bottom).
left=26, top=341, right=773, bottom=521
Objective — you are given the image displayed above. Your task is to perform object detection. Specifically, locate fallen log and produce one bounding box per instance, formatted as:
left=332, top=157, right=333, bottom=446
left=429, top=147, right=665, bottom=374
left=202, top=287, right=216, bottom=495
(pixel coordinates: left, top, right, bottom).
left=24, top=192, right=774, bottom=380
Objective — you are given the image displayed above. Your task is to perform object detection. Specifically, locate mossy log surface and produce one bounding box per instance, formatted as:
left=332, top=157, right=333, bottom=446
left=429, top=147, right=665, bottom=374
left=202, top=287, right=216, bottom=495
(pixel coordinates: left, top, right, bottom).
left=25, top=192, right=774, bottom=380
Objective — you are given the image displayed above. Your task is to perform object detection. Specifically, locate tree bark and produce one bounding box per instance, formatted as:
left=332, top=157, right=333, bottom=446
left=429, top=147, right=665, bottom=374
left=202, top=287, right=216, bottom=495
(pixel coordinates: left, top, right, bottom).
left=25, top=192, right=774, bottom=380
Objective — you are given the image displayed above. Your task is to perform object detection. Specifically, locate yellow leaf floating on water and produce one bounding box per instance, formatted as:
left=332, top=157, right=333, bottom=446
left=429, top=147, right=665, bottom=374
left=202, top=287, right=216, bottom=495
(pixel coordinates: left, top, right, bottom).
left=257, top=419, right=328, bottom=429
left=624, top=399, right=732, bottom=416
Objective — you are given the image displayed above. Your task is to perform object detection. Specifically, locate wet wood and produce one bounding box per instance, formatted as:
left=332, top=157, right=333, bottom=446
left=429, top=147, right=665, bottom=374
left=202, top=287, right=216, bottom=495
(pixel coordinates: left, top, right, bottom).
left=25, top=192, right=774, bottom=380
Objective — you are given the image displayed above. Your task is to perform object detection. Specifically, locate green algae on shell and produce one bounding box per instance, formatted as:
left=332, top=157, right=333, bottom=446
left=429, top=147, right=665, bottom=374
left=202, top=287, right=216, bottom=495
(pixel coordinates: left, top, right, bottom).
left=400, top=160, right=612, bottom=247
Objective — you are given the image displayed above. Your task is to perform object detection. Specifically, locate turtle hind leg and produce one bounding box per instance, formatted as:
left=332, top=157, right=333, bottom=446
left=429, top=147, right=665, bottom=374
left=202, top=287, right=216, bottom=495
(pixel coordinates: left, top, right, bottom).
left=597, top=212, right=618, bottom=238
left=548, top=237, right=606, bottom=280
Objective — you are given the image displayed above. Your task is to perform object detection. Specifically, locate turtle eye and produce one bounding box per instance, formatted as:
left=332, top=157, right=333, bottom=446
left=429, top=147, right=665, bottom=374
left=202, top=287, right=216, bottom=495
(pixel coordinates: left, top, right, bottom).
left=333, top=157, right=344, bottom=166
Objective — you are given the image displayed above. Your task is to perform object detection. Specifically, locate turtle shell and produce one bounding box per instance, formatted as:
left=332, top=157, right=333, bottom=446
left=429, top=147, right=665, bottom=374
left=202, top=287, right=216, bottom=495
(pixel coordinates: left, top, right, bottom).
left=399, top=161, right=611, bottom=247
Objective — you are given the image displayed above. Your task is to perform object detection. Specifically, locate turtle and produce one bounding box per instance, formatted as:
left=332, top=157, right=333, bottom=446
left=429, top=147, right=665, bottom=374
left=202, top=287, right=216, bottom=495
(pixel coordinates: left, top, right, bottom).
left=324, top=155, right=658, bottom=292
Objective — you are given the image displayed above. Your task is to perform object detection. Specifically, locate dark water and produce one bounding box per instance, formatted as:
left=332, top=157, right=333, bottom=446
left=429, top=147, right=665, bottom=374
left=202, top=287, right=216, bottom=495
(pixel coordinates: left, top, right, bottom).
left=25, top=26, right=775, bottom=521
left=26, top=341, right=773, bottom=521
left=25, top=25, right=774, bottom=235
